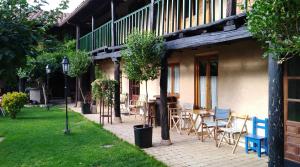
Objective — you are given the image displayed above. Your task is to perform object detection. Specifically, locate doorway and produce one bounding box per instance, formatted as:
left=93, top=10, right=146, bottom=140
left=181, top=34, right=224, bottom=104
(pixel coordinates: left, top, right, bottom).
left=194, top=56, right=218, bottom=109
left=284, top=56, right=300, bottom=163
left=129, top=80, right=140, bottom=101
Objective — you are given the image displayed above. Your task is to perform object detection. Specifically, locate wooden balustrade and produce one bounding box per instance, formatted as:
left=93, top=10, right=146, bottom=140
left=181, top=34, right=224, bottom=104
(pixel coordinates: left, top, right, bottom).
left=79, top=0, right=252, bottom=52
left=114, top=4, right=151, bottom=46
left=93, top=21, right=112, bottom=49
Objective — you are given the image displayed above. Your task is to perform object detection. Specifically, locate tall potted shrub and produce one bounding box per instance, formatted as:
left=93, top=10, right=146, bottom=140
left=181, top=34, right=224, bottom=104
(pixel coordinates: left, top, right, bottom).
left=68, top=50, right=92, bottom=114
left=122, top=31, right=165, bottom=148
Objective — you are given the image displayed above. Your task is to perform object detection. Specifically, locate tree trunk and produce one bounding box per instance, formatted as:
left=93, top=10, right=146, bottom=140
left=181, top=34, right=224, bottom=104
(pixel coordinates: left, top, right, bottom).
left=144, top=80, right=148, bottom=127
left=18, top=78, right=25, bottom=93
left=79, top=76, right=86, bottom=104
left=42, top=83, right=47, bottom=106
left=268, top=56, right=284, bottom=167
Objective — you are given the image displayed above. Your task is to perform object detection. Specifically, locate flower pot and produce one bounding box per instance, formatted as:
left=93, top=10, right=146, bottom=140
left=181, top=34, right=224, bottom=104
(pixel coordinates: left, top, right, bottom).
left=81, top=103, right=91, bottom=114
left=134, top=124, right=153, bottom=148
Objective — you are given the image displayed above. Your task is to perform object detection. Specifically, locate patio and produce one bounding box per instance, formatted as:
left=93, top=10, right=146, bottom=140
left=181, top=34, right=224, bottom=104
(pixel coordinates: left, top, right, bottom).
left=70, top=106, right=268, bottom=167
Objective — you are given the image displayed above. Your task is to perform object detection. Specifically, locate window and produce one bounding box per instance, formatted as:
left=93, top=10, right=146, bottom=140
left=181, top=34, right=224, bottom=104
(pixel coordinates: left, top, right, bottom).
left=194, top=57, right=218, bottom=109
left=168, top=64, right=180, bottom=96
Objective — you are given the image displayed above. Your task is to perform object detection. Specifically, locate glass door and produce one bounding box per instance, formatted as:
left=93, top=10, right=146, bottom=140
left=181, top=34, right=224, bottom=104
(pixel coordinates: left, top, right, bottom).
left=129, top=80, right=140, bottom=101
left=284, top=56, right=300, bottom=163
left=194, top=56, right=218, bottom=109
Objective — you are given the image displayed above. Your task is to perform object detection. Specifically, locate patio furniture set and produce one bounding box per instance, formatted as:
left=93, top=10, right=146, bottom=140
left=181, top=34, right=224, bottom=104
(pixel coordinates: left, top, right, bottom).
left=168, top=103, right=268, bottom=157
left=120, top=93, right=268, bottom=157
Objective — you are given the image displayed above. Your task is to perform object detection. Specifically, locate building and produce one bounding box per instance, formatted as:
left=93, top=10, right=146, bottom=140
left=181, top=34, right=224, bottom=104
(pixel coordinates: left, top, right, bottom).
left=57, top=0, right=300, bottom=166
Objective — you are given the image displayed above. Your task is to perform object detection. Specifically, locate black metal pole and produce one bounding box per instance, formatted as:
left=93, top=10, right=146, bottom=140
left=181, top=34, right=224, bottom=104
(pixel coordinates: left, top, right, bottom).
left=64, top=74, right=70, bottom=134
left=46, top=73, right=50, bottom=111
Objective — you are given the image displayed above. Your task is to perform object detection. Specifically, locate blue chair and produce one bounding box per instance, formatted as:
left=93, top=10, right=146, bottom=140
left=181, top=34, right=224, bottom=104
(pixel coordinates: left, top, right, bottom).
left=245, top=117, right=268, bottom=157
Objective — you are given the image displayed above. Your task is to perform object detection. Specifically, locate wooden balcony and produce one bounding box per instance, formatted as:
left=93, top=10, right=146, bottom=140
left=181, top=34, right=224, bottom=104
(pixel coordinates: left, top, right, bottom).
left=79, top=0, right=254, bottom=52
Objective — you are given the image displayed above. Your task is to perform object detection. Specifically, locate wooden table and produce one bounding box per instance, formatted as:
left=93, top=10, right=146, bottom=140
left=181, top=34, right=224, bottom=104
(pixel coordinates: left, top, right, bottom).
left=186, top=109, right=213, bottom=138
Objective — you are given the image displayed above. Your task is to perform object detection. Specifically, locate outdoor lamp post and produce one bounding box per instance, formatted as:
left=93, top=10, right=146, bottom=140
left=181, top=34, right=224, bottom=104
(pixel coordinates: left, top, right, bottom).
left=62, top=57, right=70, bottom=134
left=45, top=64, right=51, bottom=111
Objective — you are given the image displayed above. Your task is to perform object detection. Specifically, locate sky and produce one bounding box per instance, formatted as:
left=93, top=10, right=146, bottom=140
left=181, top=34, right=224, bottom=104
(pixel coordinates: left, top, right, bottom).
left=28, top=0, right=85, bottom=13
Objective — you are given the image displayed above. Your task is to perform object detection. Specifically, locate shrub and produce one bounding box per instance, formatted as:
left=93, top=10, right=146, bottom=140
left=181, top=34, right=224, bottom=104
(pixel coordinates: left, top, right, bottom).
left=2, top=92, right=28, bottom=119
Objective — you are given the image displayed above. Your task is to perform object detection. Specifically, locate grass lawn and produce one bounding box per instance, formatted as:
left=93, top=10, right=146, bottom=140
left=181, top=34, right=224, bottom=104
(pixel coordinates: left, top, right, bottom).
left=0, top=107, right=166, bottom=167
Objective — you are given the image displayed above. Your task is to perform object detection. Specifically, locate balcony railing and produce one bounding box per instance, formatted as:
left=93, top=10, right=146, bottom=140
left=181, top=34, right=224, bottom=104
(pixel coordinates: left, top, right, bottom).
left=79, top=0, right=252, bottom=52
left=94, top=21, right=112, bottom=49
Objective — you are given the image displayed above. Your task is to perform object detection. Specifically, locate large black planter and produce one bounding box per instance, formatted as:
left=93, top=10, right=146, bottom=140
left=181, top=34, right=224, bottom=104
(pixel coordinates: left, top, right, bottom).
left=81, top=103, right=91, bottom=114
left=134, top=125, right=153, bottom=148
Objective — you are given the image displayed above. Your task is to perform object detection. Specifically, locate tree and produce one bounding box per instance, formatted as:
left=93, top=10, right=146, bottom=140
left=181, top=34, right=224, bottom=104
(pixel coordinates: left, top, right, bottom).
left=0, top=0, right=68, bottom=84
left=247, top=0, right=300, bottom=63
left=247, top=1, right=300, bottom=166
left=68, top=48, right=92, bottom=104
left=17, top=49, right=63, bottom=106
left=122, top=31, right=165, bottom=126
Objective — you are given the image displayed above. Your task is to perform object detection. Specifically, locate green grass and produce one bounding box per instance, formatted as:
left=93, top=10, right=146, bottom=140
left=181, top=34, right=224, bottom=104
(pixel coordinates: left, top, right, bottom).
left=0, top=107, right=166, bottom=167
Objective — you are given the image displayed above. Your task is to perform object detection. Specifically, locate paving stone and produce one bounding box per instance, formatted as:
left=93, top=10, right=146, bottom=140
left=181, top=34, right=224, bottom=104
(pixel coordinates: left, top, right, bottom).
left=70, top=106, right=268, bottom=167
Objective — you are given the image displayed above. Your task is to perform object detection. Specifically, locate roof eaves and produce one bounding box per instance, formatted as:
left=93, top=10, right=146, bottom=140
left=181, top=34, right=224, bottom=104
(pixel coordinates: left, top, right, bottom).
left=58, top=0, right=94, bottom=27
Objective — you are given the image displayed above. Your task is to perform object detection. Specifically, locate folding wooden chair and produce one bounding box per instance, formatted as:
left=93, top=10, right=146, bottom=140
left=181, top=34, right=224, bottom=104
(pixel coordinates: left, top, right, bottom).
left=168, top=103, right=191, bottom=134
left=201, top=107, right=230, bottom=145
left=120, top=94, right=129, bottom=115
left=168, top=104, right=182, bottom=134
left=217, top=113, right=249, bottom=154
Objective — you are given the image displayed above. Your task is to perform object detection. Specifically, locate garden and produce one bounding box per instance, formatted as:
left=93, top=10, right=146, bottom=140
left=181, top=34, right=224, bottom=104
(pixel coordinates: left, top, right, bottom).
left=0, top=106, right=166, bottom=167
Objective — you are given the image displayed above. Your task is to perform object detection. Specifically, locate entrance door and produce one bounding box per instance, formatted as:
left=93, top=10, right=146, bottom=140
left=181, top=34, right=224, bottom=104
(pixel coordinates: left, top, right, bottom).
left=284, top=56, right=300, bottom=163
left=194, top=56, right=218, bottom=109
left=129, top=80, right=140, bottom=101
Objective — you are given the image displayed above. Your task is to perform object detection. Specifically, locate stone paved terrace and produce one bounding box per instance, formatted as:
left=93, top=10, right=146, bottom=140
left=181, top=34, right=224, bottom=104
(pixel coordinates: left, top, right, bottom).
left=70, top=106, right=268, bottom=167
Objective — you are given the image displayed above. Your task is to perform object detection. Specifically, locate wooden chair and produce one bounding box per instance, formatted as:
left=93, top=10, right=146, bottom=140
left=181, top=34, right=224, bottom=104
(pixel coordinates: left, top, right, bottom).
left=168, top=103, right=182, bottom=134
left=167, top=103, right=191, bottom=134
left=147, top=100, right=157, bottom=127
left=120, top=94, right=129, bottom=115
left=245, top=117, right=268, bottom=157
left=217, top=113, right=249, bottom=154
left=201, top=107, right=230, bottom=145
left=129, top=95, right=145, bottom=117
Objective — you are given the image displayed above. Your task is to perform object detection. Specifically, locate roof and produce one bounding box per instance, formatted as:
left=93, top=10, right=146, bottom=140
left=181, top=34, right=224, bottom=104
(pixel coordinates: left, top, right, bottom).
left=57, top=0, right=111, bottom=27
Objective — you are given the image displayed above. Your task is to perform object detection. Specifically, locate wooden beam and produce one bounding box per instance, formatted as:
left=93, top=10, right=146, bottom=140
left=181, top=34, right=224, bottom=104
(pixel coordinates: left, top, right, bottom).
left=226, top=0, right=236, bottom=17
left=268, top=55, right=284, bottom=166
left=160, top=51, right=171, bottom=145
left=113, top=57, right=122, bottom=123
left=166, top=27, right=251, bottom=50
left=95, top=51, right=121, bottom=60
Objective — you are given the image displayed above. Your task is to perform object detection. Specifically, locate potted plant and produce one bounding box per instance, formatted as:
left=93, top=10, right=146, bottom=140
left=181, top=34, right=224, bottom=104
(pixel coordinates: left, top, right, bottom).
left=68, top=50, right=92, bottom=114
left=122, top=31, right=165, bottom=148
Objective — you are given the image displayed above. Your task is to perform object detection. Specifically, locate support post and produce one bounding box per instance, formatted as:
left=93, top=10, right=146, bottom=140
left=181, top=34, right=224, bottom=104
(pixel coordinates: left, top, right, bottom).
left=113, top=57, right=121, bottom=123
left=75, top=25, right=81, bottom=107
left=160, top=51, right=171, bottom=145
left=148, top=0, right=155, bottom=31
left=111, top=0, right=115, bottom=47
left=76, top=25, right=80, bottom=51
left=91, top=16, right=95, bottom=50
left=268, top=56, right=284, bottom=167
